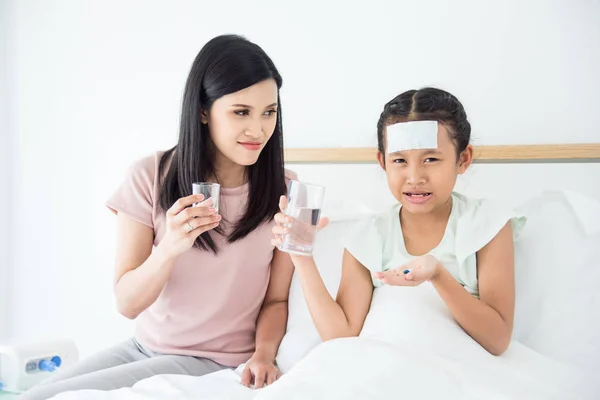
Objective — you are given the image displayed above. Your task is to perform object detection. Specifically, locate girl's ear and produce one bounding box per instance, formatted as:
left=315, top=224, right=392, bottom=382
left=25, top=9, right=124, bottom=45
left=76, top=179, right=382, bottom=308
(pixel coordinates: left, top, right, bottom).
left=201, top=110, right=208, bottom=124
left=377, top=151, right=386, bottom=170
left=457, top=144, right=474, bottom=174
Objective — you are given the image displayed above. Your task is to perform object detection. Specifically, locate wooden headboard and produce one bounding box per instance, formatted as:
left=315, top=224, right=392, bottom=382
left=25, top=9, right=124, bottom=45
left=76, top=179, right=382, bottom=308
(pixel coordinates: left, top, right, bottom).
left=285, top=143, right=600, bottom=163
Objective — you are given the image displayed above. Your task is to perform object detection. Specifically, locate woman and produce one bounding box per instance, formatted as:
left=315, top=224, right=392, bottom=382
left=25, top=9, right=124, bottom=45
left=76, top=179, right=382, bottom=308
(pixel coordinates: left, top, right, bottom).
left=23, top=34, right=295, bottom=399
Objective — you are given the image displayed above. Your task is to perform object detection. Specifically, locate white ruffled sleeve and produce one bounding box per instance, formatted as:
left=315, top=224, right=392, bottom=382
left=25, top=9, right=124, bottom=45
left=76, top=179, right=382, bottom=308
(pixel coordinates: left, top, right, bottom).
left=454, top=198, right=527, bottom=293
left=344, top=215, right=385, bottom=287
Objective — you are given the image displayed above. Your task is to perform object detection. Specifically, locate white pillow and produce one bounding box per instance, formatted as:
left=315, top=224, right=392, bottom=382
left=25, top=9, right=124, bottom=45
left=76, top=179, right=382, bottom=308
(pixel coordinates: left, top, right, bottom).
left=513, top=190, right=600, bottom=371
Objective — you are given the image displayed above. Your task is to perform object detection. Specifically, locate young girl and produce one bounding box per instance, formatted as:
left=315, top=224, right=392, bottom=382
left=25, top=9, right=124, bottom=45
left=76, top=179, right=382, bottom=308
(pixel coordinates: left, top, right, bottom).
left=23, top=34, right=295, bottom=399
left=272, top=87, right=525, bottom=356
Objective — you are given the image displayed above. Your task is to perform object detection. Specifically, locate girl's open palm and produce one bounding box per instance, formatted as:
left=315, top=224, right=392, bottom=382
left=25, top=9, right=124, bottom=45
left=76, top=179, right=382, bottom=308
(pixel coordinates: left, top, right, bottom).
left=373, top=255, right=441, bottom=286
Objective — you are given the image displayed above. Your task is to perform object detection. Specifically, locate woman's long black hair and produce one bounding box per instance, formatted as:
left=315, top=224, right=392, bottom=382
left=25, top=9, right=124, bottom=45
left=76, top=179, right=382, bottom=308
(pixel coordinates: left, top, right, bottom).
left=158, top=34, right=286, bottom=253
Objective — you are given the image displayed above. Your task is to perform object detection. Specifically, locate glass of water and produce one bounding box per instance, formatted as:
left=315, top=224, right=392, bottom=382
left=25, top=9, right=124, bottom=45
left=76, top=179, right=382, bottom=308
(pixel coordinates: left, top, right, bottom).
left=192, top=182, right=220, bottom=213
left=278, top=180, right=326, bottom=256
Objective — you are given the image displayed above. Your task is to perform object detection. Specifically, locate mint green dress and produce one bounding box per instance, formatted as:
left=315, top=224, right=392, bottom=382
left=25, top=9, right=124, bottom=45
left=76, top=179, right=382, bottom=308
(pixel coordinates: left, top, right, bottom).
left=345, top=192, right=527, bottom=297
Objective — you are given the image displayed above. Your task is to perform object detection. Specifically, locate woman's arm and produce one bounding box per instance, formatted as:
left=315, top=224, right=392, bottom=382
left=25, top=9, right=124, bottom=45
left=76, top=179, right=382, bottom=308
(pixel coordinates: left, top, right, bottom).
left=113, top=215, right=177, bottom=319
left=431, top=222, right=515, bottom=355
left=291, top=249, right=374, bottom=341
left=113, top=194, right=220, bottom=319
left=252, top=249, right=295, bottom=362
left=241, top=248, right=294, bottom=388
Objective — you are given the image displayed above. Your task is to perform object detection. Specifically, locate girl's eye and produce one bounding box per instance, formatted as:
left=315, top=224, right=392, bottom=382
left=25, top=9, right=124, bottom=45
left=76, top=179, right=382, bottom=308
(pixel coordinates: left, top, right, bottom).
left=264, top=109, right=277, bottom=116
left=392, top=158, right=406, bottom=164
left=234, top=110, right=250, bottom=116
left=424, top=158, right=439, bottom=163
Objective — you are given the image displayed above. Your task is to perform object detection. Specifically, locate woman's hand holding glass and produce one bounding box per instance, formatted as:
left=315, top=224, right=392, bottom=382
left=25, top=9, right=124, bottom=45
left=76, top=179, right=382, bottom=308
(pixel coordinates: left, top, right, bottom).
left=159, top=194, right=221, bottom=258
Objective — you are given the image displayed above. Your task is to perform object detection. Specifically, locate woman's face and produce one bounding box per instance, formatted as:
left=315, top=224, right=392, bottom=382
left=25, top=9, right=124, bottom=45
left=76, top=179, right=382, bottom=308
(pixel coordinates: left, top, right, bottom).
left=203, top=79, right=279, bottom=167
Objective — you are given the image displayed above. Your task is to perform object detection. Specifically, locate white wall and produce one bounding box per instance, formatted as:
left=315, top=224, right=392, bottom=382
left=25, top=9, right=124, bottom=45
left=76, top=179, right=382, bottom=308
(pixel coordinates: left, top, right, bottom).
left=5, top=0, right=600, bottom=356
left=0, top=0, right=12, bottom=339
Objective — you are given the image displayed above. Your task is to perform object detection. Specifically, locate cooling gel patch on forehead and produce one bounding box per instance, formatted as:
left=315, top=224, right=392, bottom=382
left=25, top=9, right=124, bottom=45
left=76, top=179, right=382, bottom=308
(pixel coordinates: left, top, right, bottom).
left=386, top=120, right=439, bottom=153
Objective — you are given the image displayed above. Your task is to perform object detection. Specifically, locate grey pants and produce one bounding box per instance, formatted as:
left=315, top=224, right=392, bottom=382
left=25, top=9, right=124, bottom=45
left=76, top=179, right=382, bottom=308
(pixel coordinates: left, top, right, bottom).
left=20, top=338, right=229, bottom=400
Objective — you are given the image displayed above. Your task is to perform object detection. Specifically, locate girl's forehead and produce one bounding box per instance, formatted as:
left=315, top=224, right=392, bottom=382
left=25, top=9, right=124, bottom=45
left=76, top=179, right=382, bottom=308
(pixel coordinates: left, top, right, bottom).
left=436, top=125, right=454, bottom=147
left=385, top=121, right=453, bottom=153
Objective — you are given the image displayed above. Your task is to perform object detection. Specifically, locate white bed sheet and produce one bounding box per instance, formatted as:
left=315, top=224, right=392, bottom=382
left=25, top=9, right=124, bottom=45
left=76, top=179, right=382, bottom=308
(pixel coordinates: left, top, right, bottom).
left=52, top=283, right=597, bottom=400
left=49, top=338, right=594, bottom=400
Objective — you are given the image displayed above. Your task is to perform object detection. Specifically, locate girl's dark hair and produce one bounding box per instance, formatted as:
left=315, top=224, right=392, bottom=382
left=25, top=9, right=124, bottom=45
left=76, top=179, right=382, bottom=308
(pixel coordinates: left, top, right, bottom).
left=158, top=34, right=286, bottom=253
left=376, top=87, right=471, bottom=159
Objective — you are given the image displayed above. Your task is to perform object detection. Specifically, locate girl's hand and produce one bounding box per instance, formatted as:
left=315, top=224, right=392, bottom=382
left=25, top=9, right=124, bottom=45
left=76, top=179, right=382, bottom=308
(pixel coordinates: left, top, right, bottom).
left=373, top=254, right=442, bottom=286
left=158, top=194, right=221, bottom=258
left=270, top=195, right=329, bottom=252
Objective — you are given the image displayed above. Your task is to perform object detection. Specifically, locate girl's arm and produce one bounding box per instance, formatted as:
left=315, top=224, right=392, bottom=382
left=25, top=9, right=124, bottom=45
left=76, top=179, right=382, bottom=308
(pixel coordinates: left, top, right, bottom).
left=271, top=195, right=374, bottom=342
left=431, top=222, right=515, bottom=355
left=291, top=249, right=374, bottom=341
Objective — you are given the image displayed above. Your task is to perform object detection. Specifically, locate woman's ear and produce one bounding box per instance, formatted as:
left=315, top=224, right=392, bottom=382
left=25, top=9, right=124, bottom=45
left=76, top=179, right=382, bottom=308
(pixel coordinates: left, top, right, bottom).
left=377, top=151, right=386, bottom=170
left=457, top=144, right=474, bottom=174
left=201, top=110, right=208, bottom=124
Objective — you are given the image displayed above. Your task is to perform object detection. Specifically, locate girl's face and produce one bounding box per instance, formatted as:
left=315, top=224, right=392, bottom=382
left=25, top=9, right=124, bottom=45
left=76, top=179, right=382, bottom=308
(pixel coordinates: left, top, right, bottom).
left=203, top=79, right=279, bottom=167
left=377, top=123, right=473, bottom=215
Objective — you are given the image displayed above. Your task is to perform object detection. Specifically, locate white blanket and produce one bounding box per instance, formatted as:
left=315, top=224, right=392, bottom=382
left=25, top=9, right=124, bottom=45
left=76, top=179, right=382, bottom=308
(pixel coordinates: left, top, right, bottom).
left=52, top=284, right=598, bottom=399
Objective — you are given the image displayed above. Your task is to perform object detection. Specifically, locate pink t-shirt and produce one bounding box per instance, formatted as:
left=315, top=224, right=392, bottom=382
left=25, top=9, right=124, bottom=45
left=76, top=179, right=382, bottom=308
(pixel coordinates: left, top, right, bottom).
left=106, top=151, right=296, bottom=367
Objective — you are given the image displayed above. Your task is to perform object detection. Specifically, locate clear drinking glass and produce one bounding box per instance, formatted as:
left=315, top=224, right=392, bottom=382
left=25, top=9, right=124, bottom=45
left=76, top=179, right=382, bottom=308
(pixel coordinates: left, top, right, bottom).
left=278, top=180, right=326, bottom=256
left=192, top=182, right=220, bottom=213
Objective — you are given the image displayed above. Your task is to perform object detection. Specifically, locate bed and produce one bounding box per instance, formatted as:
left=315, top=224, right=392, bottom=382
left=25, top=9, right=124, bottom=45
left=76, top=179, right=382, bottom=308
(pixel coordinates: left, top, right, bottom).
left=52, top=144, right=600, bottom=399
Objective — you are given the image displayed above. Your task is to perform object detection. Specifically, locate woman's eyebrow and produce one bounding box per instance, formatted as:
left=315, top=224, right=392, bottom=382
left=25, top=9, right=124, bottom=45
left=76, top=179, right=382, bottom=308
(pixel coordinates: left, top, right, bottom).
left=230, top=103, right=278, bottom=109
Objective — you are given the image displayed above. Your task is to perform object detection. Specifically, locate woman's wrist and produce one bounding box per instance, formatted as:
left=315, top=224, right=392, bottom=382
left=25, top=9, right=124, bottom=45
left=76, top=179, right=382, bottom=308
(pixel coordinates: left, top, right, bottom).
left=154, top=241, right=179, bottom=269
left=252, top=347, right=277, bottom=363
